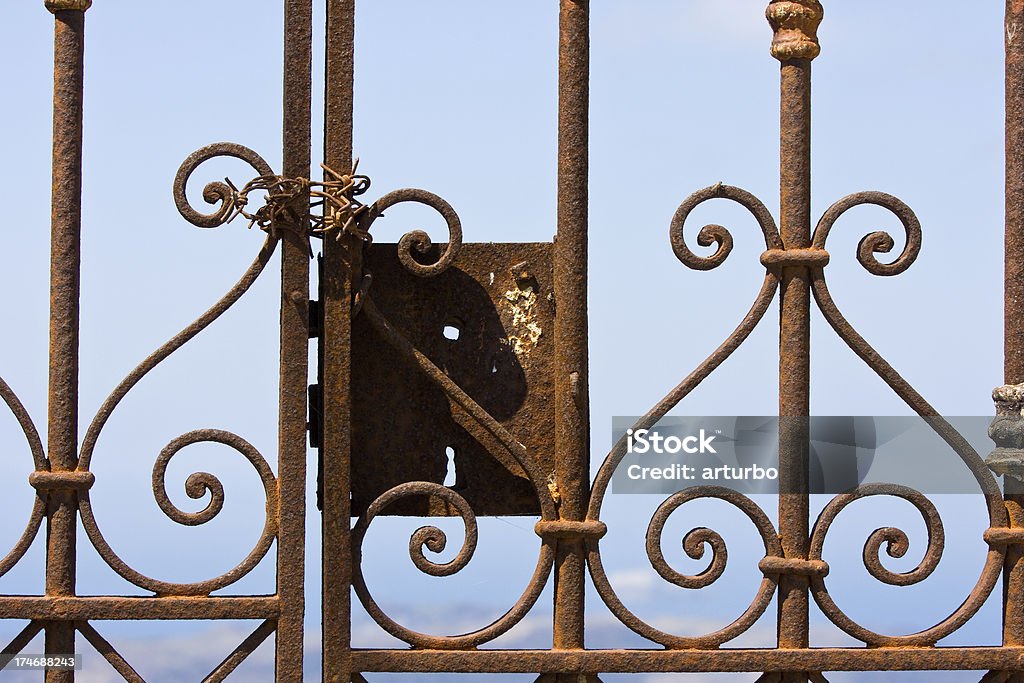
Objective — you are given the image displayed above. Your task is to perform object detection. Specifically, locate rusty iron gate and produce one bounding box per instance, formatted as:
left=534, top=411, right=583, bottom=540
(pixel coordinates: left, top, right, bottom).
left=6, top=0, right=1024, bottom=680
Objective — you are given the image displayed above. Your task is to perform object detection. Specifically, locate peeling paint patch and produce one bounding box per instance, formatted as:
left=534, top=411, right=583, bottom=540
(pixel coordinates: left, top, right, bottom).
left=504, top=284, right=543, bottom=360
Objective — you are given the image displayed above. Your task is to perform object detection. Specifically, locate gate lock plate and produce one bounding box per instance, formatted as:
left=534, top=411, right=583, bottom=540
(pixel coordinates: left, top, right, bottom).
left=347, top=242, right=555, bottom=516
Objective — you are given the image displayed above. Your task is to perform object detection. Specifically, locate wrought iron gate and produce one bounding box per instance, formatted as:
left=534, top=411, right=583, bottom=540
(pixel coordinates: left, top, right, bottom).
left=5, top=0, right=1024, bottom=680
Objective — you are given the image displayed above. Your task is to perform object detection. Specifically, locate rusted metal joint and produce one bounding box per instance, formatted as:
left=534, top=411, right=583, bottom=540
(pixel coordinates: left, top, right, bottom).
left=45, top=0, right=91, bottom=12
left=766, top=0, right=823, bottom=61
left=29, top=470, right=95, bottom=492
left=758, top=556, right=829, bottom=578
left=760, top=248, right=830, bottom=269
left=984, top=527, right=1024, bottom=547
left=534, top=520, right=608, bottom=541
left=986, top=384, right=1024, bottom=482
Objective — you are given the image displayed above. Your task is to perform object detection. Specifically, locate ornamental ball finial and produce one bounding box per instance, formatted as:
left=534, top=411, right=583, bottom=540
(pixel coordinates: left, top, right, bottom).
left=767, top=0, right=823, bottom=61
left=45, top=0, right=92, bottom=13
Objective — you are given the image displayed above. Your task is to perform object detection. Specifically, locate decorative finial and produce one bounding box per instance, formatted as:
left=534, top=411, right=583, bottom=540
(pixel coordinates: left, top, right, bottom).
left=987, top=384, right=1024, bottom=482
left=45, top=0, right=92, bottom=12
left=767, top=0, right=823, bottom=61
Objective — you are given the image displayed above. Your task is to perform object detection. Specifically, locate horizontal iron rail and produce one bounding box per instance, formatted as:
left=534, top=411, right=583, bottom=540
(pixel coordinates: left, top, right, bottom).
left=0, top=596, right=279, bottom=620
left=352, top=647, right=1024, bottom=673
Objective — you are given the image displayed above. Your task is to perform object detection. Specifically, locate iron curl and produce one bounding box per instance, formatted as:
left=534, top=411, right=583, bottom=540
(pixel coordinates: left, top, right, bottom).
left=587, top=486, right=782, bottom=649
left=645, top=488, right=776, bottom=590
left=361, top=188, right=463, bottom=277
left=363, top=483, right=477, bottom=579
left=669, top=183, right=782, bottom=270
left=812, top=191, right=922, bottom=276
left=78, top=429, right=279, bottom=596
left=152, top=429, right=277, bottom=529
left=810, top=484, right=943, bottom=588
left=173, top=143, right=274, bottom=229
left=351, top=480, right=553, bottom=649
left=807, top=483, right=1004, bottom=646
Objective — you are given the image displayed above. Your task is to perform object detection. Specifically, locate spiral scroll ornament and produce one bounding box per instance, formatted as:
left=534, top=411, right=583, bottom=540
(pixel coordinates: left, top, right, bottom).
left=812, top=191, right=922, bottom=276
left=172, top=143, right=275, bottom=229
left=351, top=481, right=555, bottom=650
left=359, top=188, right=464, bottom=277
left=77, top=430, right=278, bottom=597
left=587, top=486, right=782, bottom=649
left=669, top=183, right=783, bottom=270
left=807, top=484, right=1003, bottom=646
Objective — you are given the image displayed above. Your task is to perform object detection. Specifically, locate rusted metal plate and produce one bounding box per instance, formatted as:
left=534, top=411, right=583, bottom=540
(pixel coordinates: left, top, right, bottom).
left=351, top=242, right=554, bottom=516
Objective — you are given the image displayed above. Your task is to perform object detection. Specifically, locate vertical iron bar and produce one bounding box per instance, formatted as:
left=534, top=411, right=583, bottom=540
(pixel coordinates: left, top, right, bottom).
left=43, top=2, right=90, bottom=680
left=768, top=2, right=822, bottom=681
left=276, top=0, right=312, bottom=680
left=552, top=0, right=591, bottom=680
left=1005, top=2, right=1024, bottom=680
left=322, top=1, right=356, bottom=681
left=1008, top=0, right=1024, bottom=384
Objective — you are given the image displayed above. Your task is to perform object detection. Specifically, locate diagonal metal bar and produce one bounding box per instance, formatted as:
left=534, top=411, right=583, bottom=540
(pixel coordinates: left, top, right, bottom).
left=201, top=619, right=276, bottom=683
left=0, top=620, right=44, bottom=659
left=75, top=621, right=145, bottom=683
left=360, top=296, right=556, bottom=520
left=77, top=235, right=278, bottom=472
left=810, top=273, right=1005, bottom=508
left=587, top=274, right=779, bottom=521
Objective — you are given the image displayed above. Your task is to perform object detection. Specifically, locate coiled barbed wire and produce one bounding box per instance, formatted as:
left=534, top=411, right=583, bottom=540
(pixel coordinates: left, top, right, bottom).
left=221, top=162, right=372, bottom=248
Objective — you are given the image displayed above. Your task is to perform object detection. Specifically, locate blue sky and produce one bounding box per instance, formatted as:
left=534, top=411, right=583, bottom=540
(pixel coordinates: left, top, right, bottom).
left=0, top=1, right=1011, bottom=681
